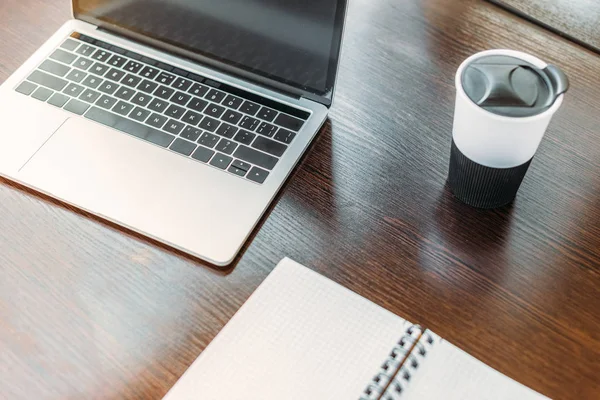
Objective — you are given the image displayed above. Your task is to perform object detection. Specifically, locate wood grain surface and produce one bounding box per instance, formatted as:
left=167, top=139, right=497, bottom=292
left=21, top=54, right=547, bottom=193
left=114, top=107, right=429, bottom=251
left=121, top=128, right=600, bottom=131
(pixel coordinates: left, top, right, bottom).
left=491, top=0, right=600, bottom=52
left=1, top=0, right=600, bottom=399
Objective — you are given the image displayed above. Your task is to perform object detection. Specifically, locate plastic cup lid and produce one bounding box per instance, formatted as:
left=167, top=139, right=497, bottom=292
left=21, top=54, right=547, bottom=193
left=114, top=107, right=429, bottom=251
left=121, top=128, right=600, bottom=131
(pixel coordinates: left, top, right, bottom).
left=461, top=55, right=569, bottom=117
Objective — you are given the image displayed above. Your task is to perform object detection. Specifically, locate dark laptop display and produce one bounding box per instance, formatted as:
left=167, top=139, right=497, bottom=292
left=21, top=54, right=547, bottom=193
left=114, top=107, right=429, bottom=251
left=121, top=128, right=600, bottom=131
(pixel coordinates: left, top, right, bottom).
left=73, top=0, right=347, bottom=101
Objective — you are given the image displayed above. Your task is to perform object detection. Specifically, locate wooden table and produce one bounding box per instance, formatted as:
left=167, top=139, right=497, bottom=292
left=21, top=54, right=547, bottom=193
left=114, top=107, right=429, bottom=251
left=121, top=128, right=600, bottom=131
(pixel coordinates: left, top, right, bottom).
left=1, top=0, right=599, bottom=399
left=491, top=0, right=600, bottom=53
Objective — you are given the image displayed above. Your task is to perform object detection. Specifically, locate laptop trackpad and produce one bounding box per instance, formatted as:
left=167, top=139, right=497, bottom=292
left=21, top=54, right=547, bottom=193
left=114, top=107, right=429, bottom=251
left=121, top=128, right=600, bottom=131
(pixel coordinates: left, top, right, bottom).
left=18, top=117, right=259, bottom=261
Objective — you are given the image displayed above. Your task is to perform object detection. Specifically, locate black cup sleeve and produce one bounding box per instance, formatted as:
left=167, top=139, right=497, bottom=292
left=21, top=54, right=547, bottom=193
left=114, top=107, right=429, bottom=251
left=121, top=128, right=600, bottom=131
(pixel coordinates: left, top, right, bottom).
left=448, top=139, right=532, bottom=209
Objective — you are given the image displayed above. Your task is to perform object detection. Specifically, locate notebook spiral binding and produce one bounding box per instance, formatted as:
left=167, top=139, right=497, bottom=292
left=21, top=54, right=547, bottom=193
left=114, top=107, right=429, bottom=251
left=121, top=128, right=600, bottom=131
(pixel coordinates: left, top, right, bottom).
left=359, top=324, right=437, bottom=400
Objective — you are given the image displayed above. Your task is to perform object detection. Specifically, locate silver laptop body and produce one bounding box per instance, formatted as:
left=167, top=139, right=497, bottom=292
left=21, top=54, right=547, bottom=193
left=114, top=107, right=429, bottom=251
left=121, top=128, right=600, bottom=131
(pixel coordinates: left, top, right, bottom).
left=0, top=0, right=347, bottom=266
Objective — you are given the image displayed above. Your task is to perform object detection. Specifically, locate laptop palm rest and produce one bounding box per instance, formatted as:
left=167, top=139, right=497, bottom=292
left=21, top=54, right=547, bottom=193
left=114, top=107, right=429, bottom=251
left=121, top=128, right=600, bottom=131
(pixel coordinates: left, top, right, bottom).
left=18, top=117, right=260, bottom=264
left=0, top=95, right=67, bottom=174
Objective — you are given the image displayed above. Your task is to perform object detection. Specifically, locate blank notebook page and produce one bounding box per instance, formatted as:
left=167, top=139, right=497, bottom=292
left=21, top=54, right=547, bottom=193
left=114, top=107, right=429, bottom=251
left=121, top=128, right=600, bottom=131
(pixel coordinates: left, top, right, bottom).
left=163, top=258, right=410, bottom=400
left=401, top=338, right=548, bottom=400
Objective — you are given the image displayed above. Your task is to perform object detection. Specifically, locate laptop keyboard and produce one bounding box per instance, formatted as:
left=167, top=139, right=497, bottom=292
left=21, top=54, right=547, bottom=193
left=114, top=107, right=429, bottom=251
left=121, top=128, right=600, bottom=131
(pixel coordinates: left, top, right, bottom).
left=14, top=32, right=310, bottom=184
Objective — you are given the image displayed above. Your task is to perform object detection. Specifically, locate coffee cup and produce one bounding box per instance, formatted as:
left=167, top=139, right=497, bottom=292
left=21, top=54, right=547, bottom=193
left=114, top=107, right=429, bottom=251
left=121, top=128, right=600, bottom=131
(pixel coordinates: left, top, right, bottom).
left=448, top=49, right=569, bottom=208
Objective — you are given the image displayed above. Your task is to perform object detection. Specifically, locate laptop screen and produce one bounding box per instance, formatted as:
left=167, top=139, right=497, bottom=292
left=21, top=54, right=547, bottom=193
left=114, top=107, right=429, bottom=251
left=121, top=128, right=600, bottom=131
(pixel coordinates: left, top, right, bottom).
left=73, top=0, right=346, bottom=99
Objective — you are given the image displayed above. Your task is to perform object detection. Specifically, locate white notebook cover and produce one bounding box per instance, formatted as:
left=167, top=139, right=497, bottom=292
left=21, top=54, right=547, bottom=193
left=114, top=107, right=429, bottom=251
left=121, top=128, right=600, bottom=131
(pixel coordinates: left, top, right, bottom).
left=163, top=258, right=549, bottom=400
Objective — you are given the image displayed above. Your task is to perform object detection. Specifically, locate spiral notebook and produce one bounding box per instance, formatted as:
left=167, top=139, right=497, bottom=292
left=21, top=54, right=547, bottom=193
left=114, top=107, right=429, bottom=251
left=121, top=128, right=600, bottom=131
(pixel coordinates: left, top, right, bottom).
left=163, top=258, right=548, bottom=400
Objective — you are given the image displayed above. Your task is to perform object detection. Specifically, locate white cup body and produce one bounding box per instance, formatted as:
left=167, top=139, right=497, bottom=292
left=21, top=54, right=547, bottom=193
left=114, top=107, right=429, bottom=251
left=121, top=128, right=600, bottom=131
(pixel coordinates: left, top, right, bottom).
left=453, top=49, right=564, bottom=169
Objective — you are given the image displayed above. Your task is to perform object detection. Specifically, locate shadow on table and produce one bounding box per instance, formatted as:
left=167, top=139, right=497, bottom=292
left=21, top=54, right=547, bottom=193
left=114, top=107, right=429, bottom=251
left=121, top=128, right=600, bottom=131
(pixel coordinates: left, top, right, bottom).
left=431, top=181, right=515, bottom=260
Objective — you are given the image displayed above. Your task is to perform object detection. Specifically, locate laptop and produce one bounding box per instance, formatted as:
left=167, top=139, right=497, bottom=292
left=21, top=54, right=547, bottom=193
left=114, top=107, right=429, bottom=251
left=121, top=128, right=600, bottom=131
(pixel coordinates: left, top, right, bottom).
left=0, top=0, right=347, bottom=266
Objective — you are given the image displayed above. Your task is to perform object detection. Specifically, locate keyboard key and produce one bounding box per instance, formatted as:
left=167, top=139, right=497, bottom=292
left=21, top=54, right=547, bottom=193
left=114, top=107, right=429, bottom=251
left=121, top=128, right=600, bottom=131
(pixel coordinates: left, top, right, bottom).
left=28, top=70, right=68, bottom=91
left=233, top=130, right=256, bottom=145
left=64, top=98, right=90, bottom=115
left=246, top=166, right=269, bottom=184
left=114, top=118, right=174, bottom=148
left=123, top=60, right=143, bottom=73
left=85, top=106, right=119, bottom=127
left=142, top=58, right=158, bottom=66
left=39, top=60, right=70, bottom=77
left=97, top=80, right=118, bottom=95
left=205, top=89, right=226, bottom=103
left=198, top=132, right=220, bottom=148
left=222, top=95, right=243, bottom=110
left=204, top=79, right=221, bottom=89
left=209, top=153, right=233, bottom=170
left=15, top=81, right=37, bottom=95
left=240, top=101, right=260, bottom=115
left=171, top=91, right=191, bottom=106
left=180, top=126, right=202, bottom=141
left=139, top=66, right=159, bottom=79
left=215, top=139, right=238, bottom=155
left=147, top=113, right=168, bottom=129
left=107, top=55, right=127, bottom=68
left=155, top=85, right=175, bottom=100
left=170, top=138, right=196, bottom=156
left=228, top=165, right=247, bottom=177
left=274, top=128, right=297, bottom=144
left=252, top=136, right=287, bottom=157
left=221, top=109, right=242, bottom=125
left=274, top=113, right=304, bottom=132
left=257, top=107, right=278, bottom=122
left=191, top=146, right=215, bottom=163
left=130, top=107, right=151, bottom=122
left=65, top=69, right=87, bottom=83
left=187, top=97, right=208, bottom=113
left=148, top=98, right=168, bottom=113
left=232, top=159, right=251, bottom=171
left=76, top=44, right=95, bottom=57
left=173, top=77, right=192, bottom=91
left=125, top=51, right=142, bottom=61
left=157, top=62, right=174, bottom=71
left=121, top=74, right=142, bottom=88
left=131, top=92, right=152, bottom=107
left=173, top=68, right=188, bottom=77
left=256, top=122, right=278, bottom=137
left=47, top=93, right=70, bottom=108
left=91, top=49, right=110, bottom=62
left=31, top=87, right=54, bottom=101
left=156, top=72, right=176, bottom=85
left=164, top=119, right=185, bottom=135
left=94, top=40, right=111, bottom=50
left=138, top=79, right=158, bottom=94
left=90, top=62, right=109, bottom=76
left=205, top=104, right=225, bottom=118
left=233, top=145, right=278, bottom=170
left=50, top=49, right=77, bottom=65
left=165, top=104, right=186, bottom=119
left=81, top=75, right=102, bottom=89
left=105, top=68, right=126, bottom=82
left=114, top=86, right=135, bottom=101
left=77, top=34, right=95, bottom=44
left=199, top=116, right=220, bottom=132
left=110, top=45, right=126, bottom=55
left=96, top=94, right=118, bottom=110
left=64, top=83, right=85, bottom=97
left=80, top=89, right=101, bottom=103
left=188, top=73, right=205, bottom=82
left=181, top=110, right=202, bottom=126
left=60, top=39, right=79, bottom=51
left=112, top=100, right=134, bottom=116
left=188, top=82, right=209, bottom=97
left=239, top=115, right=260, bottom=131
left=216, top=123, right=238, bottom=138
left=73, top=57, right=94, bottom=70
